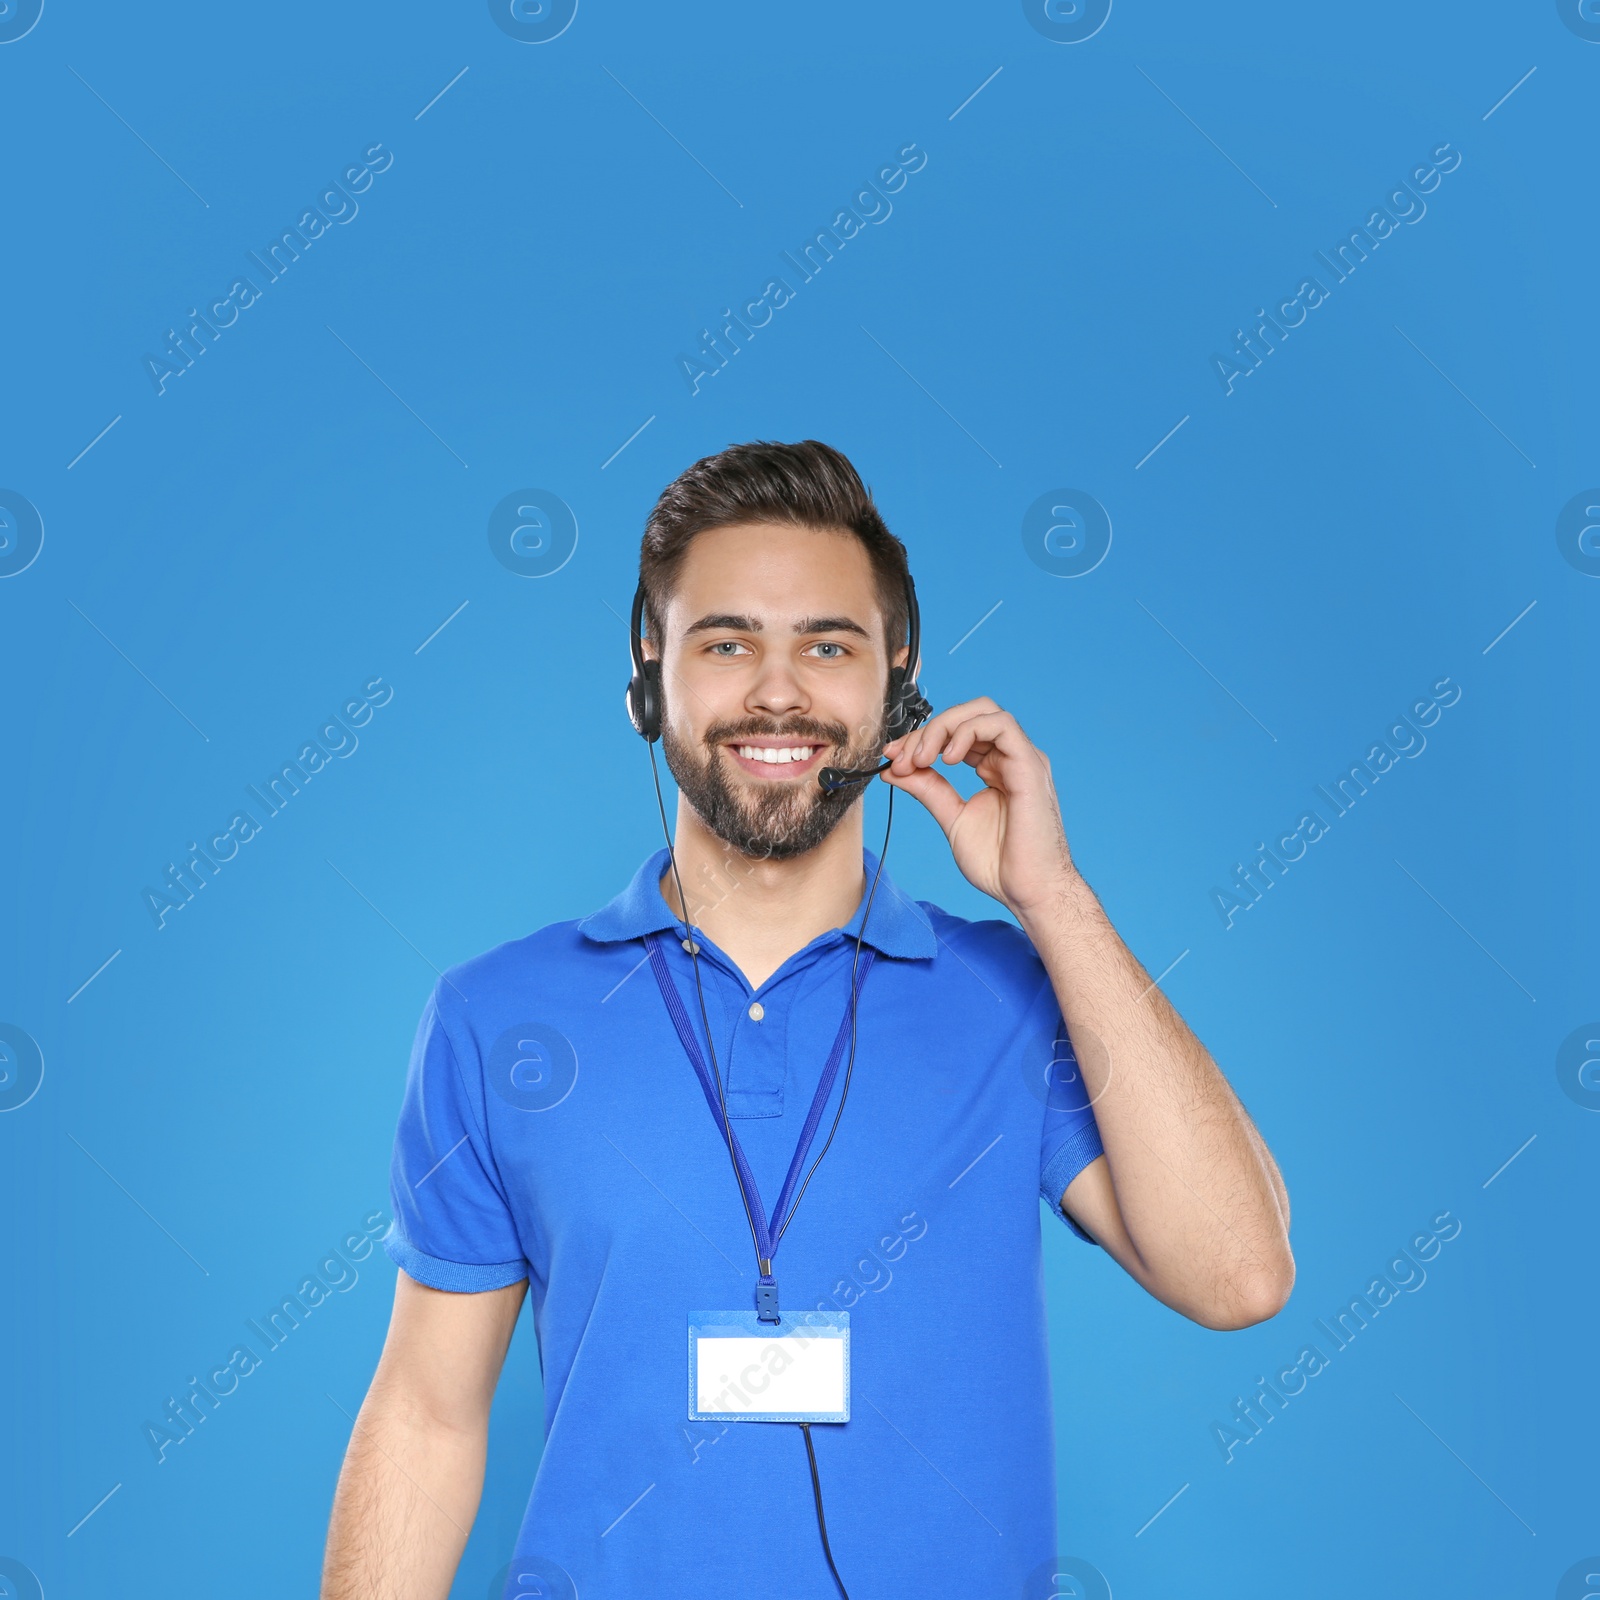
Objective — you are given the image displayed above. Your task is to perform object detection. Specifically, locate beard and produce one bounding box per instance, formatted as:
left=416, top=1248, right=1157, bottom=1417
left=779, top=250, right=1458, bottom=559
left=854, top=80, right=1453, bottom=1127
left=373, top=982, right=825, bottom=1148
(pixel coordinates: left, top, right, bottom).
left=660, top=705, right=887, bottom=862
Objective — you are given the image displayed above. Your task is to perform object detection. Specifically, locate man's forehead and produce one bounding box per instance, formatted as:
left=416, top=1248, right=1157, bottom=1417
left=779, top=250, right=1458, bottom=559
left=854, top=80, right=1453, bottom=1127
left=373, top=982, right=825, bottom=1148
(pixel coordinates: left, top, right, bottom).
left=666, top=524, right=883, bottom=633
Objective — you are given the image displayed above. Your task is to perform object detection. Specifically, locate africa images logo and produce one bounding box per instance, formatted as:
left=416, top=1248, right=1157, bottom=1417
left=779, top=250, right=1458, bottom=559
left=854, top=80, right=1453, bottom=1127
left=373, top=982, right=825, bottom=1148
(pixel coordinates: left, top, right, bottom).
left=141, top=145, right=394, bottom=396
left=141, top=677, right=393, bottom=929
left=1210, top=143, right=1461, bottom=395
left=676, top=144, right=928, bottom=396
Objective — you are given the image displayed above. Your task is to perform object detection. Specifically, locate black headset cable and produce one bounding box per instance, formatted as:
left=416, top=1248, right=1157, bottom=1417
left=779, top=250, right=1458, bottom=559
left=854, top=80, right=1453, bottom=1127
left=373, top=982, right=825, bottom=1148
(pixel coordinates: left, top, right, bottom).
left=774, top=788, right=892, bottom=1247
left=800, top=1422, right=851, bottom=1599
left=648, top=743, right=764, bottom=1275
left=646, top=744, right=894, bottom=1600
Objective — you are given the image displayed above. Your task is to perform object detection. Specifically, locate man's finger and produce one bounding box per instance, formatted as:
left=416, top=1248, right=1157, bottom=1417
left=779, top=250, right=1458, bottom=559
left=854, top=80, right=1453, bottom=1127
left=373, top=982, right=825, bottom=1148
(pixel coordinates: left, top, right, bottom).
left=944, top=711, right=1023, bottom=767
left=879, top=758, right=964, bottom=837
left=901, top=709, right=998, bottom=772
left=895, top=698, right=1002, bottom=763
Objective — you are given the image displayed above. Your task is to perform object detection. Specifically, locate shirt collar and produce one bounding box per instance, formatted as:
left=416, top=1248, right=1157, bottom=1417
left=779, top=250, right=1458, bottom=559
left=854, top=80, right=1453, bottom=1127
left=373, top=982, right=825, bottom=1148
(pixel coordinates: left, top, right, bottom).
left=577, top=845, right=937, bottom=961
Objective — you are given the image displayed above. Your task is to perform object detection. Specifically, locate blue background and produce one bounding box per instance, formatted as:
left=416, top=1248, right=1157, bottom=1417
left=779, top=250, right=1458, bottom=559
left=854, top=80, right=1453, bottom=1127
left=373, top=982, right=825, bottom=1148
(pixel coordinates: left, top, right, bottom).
left=1, top=1, right=1594, bottom=1595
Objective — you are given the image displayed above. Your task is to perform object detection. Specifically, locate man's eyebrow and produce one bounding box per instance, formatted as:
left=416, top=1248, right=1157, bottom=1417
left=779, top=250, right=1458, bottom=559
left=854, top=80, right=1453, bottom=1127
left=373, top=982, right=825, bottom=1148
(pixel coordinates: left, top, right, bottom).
left=682, top=613, right=760, bottom=637
left=794, top=615, right=871, bottom=639
left=681, top=613, right=872, bottom=639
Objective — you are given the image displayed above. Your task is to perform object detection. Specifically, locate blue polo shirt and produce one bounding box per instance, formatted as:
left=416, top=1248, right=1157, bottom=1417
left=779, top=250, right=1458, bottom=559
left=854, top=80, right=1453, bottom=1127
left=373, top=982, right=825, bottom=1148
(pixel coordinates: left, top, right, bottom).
left=385, top=846, right=1105, bottom=1598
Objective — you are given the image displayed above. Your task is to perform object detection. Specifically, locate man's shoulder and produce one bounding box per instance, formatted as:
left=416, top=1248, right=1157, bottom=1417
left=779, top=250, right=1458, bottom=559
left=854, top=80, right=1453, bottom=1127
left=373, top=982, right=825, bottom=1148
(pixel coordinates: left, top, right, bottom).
left=916, top=899, right=1049, bottom=1003
left=433, top=915, right=626, bottom=1012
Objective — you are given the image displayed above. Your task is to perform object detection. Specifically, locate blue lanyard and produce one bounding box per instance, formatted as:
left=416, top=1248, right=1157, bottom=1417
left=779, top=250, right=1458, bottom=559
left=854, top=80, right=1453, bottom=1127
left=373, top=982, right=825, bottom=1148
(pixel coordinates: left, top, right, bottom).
left=645, top=930, right=875, bottom=1307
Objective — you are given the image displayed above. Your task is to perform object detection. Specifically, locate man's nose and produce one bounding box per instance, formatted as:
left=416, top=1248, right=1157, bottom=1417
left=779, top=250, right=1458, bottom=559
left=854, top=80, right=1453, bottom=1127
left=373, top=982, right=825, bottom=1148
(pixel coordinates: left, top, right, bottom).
left=747, top=656, right=807, bottom=717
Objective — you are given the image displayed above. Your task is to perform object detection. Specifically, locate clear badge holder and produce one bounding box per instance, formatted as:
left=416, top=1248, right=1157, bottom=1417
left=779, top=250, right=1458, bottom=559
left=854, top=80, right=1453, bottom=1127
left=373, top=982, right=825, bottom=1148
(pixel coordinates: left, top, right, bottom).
left=687, top=1309, right=849, bottom=1424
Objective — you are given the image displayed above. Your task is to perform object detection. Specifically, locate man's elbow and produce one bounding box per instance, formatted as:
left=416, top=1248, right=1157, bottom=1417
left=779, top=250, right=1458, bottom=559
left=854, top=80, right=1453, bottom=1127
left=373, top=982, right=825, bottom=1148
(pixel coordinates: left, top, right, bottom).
left=1195, top=1251, right=1296, bottom=1332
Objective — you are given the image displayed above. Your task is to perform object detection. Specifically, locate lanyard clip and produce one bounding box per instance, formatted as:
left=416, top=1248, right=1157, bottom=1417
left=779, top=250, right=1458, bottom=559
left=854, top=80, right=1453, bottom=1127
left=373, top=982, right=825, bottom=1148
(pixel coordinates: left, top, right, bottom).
left=756, top=1268, right=780, bottom=1324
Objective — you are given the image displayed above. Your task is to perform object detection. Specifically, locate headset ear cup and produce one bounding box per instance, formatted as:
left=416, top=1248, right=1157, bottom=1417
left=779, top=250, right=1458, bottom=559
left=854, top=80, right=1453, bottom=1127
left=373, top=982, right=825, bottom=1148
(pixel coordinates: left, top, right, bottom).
left=884, top=666, right=910, bottom=743
left=894, top=672, right=931, bottom=741
left=888, top=571, right=930, bottom=742
left=625, top=583, right=663, bottom=742
left=885, top=669, right=932, bottom=743
left=638, top=660, right=662, bottom=742
left=626, top=660, right=661, bottom=742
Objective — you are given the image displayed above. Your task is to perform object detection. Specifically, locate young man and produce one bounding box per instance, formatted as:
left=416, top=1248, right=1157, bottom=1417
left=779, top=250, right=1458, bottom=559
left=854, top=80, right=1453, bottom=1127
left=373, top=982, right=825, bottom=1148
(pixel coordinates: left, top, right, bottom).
left=321, top=441, right=1293, bottom=1599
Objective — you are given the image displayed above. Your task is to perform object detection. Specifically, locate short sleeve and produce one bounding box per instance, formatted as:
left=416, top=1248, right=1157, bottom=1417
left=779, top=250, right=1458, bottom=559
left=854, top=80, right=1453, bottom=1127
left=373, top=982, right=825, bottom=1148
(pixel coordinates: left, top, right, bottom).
left=385, top=983, right=530, bottom=1292
left=1035, top=990, right=1105, bottom=1247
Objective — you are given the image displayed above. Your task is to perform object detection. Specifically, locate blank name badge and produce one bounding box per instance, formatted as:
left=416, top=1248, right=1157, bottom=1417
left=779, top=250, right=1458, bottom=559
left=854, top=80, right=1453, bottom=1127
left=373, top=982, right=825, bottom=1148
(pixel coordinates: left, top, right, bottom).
left=687, top=1310, right=849, bottom=1424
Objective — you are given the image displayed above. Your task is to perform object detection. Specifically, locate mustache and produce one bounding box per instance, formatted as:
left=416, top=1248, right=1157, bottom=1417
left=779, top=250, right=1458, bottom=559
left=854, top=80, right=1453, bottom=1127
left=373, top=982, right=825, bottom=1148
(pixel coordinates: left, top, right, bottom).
left=703, top=717, right=849, bottom=746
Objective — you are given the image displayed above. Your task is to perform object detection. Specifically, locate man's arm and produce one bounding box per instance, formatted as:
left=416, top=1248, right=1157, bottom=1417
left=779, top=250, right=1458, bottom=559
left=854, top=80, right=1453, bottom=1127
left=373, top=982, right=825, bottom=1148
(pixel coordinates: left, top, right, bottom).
left=1037, top=872, right=1295, bottom=1329
left=881, top=696, right=1294, bottom=1333
left=1062, top=1113, right=1286, bottom=1260
left=322, top=1269, right=527, bottom=1599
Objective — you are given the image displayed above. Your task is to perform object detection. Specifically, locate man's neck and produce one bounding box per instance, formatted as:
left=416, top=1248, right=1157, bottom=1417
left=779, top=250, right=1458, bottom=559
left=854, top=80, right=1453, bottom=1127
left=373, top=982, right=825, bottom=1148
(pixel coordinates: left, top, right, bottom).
left=659, top=802, right=866, bottom=990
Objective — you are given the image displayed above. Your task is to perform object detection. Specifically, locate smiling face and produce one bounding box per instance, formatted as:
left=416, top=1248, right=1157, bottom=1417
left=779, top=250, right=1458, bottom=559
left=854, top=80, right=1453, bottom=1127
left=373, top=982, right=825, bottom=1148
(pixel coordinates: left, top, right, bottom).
left=653, top=520, right=903, bottom=861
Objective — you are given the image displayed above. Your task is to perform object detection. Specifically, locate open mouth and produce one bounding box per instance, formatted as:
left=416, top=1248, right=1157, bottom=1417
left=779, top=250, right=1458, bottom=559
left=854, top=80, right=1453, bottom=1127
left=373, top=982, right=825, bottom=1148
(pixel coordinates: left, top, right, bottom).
left=723, top=739, right=826, bottom=779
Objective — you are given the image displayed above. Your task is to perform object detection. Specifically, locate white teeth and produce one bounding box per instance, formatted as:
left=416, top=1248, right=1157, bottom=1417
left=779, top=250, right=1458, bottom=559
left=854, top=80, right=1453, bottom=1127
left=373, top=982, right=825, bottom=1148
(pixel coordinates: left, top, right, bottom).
left=735, top=744, right=814, bottom=764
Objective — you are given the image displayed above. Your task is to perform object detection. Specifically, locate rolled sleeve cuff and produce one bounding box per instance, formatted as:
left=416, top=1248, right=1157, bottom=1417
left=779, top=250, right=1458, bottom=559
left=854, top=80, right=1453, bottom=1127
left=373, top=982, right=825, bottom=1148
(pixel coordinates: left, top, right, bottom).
left=1041, top=1123, right=1105, bottom=1246
left=384, top=1227, right=528, bottom=1293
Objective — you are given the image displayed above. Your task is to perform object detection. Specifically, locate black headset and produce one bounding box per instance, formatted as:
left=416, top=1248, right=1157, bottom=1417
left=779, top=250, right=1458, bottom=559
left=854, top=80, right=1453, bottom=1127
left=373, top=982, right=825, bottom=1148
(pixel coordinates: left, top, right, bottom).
left=624, top=569, right=932, bottom=773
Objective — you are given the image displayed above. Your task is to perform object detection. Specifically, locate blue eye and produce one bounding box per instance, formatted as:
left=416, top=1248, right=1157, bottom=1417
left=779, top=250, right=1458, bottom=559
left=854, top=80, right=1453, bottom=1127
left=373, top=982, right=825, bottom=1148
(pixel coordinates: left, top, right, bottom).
left=710, top=641, right=747, bottom=656
left=811, top=642, right=845, bottom=659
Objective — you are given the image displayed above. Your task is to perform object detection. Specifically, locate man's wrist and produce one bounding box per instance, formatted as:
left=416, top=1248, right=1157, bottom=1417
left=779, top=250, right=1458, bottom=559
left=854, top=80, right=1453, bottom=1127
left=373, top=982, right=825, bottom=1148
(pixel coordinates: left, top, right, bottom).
left=1011, top=864, right=1097, bottom=932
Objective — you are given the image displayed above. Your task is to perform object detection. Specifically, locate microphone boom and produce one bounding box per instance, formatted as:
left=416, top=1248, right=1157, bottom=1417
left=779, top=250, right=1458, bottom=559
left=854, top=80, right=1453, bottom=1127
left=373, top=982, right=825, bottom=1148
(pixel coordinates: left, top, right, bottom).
left=817, top=758, right=893, bottom=793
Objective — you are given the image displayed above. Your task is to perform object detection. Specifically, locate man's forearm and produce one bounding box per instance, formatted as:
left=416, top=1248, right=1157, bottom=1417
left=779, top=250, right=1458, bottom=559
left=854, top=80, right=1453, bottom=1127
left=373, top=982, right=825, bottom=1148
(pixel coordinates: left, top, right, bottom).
left=1024, top=869, right=1294, bottom=1324
left=321, top=1381, right=487, bottom=1600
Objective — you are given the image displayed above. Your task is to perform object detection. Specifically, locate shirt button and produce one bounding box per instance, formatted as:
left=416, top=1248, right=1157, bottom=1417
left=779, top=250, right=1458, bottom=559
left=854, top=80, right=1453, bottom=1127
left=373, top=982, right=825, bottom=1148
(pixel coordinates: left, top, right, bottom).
left=682, top=938, right=700, bottom=954
left=747, top=1002, right=765, bottom=1021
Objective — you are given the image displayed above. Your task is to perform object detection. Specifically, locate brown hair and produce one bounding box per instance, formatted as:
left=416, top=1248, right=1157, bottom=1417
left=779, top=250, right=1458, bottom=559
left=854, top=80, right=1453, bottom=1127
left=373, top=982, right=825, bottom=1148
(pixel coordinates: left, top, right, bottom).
left=638, top=439, right=910, bottom=655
